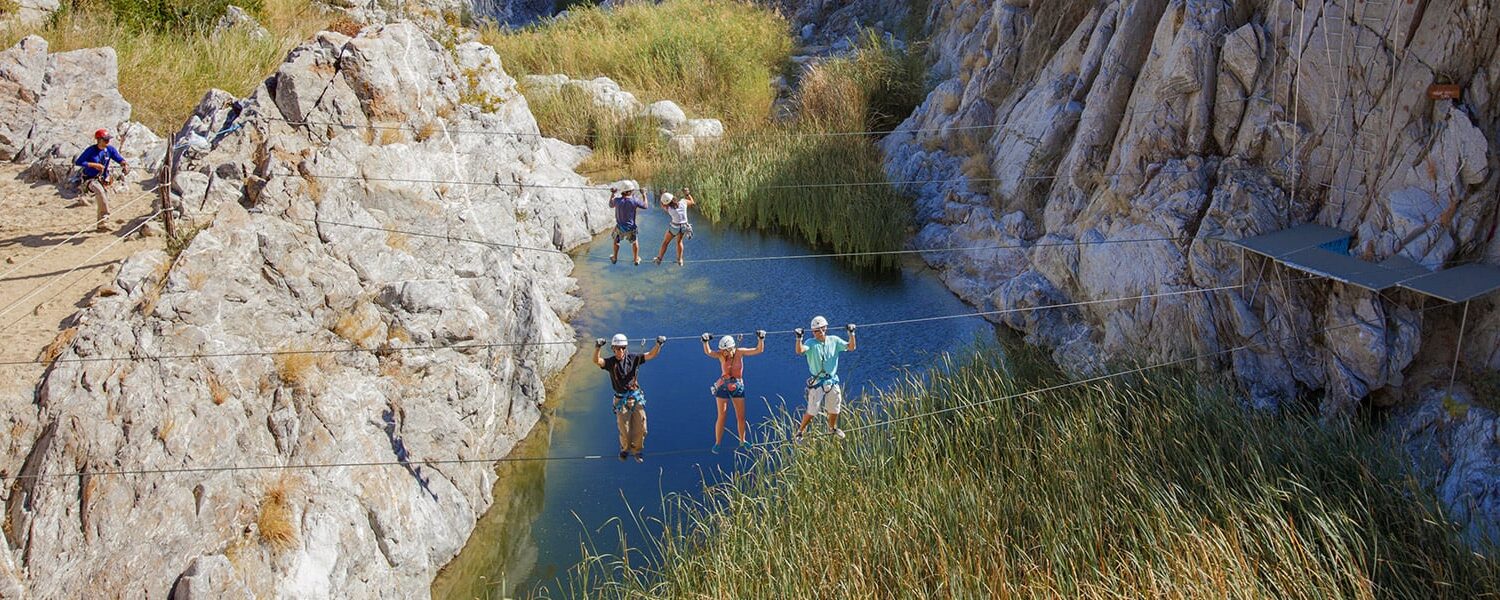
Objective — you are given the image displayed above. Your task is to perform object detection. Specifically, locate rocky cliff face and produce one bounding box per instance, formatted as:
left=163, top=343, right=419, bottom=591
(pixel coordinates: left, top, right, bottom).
left=883, top=0, right=1499, bottom=545
left=2, top=22, right=610, bottom=598
left=322, top=0, right=556, bottom=27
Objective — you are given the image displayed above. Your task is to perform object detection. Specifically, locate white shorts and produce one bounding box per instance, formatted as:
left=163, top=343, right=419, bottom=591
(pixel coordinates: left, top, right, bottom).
left=805, top=384, right=843, bottom=416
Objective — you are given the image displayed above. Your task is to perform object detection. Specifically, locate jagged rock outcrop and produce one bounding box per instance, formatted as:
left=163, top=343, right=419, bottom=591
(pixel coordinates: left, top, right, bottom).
left=215, top=5, right=271, bottom=41
left=2, top=22, right=611, bottom=598
left=521, top=74, right=726, bottom=154
left=0, top=36, right=166, bottom=184
left=761, top=0, right=912, bottom=56
left=884, top=0, right=1500, bottom=541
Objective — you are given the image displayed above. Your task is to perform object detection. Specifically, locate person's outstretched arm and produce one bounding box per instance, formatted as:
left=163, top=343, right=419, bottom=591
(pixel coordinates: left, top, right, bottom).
left=644, top=336, right=665, bottom=361
left=592, top=339, right=607, bottom=368
left=845, top=324, right=857, bottom=352
left=701, top=333, right=715, bottom=357
left=741, top=330, right=767, bottom=357
left=794, top=328, right=806, bottom=355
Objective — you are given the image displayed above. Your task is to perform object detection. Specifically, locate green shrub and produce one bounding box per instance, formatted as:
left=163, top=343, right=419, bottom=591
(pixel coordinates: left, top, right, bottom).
left=567, top=347, right=1500, bottom=597
left=524, top=83, right=666, bottom=178
left=0, top=0, right=19, bottom=16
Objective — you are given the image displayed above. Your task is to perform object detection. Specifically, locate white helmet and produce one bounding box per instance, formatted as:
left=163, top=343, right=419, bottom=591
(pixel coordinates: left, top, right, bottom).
left=610, top=333, right=630, bottom=347
left=810, top=315, right=828, bottom=330
left=717, top=335, right=736, bottom=351
left=660, top=192, right=675, bottom=205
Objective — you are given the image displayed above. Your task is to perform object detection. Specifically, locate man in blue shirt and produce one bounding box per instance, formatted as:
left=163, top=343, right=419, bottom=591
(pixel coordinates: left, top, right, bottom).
left=73, top=128, right=130, bottom=232
left=793, top=315, right=857, bottom=442
left=608, top=187, right=648, bottom=265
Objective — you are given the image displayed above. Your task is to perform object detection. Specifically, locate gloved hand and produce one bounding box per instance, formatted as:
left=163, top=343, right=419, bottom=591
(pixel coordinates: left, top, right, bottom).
left=656, top=335, right=667, bottom=346
left=846, top=323, right=857, bottom=333
left=756, top=329, right=766, bottom=340
left=701, top=333, right=712, bottom=342
left=794, top=327, right=803, bottom=337
left=594, top=338, right=606, bottom=348
left=610, top=187, right=618, bottom=194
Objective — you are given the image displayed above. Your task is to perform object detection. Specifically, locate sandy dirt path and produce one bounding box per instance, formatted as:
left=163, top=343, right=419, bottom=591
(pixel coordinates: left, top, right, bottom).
left=0, top=163, right=162, bottom=478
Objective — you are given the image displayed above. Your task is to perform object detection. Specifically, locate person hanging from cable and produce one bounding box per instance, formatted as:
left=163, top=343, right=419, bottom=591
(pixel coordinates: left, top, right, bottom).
left=700, top=329, right=766, bottom=453
left=653, top=187, right=696, bottom=265
left=74, top=128, right=130, bottom=232
left=794, top=316, right=856, bottom=442
left=608, top=186, right=649, bottom=265
left=595, top=333, right=665, bottom=462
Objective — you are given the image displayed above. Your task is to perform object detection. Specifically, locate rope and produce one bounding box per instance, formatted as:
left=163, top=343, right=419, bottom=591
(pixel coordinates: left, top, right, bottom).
left=0, top=184, right=161, bottom=284
left=0, top=281, right=1256, bottom=366
left=0, top=209, right=166, bottom=324
left=2, top=302, right=1434, bottom=483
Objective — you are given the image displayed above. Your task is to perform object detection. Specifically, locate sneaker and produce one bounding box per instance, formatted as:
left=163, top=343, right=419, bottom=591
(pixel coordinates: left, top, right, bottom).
left=832, top=428, right=846, bottom=439
left=633, top=257, right=641, bottom=266
left=793, top=432, right=804, bottom=444
left=95, top=223, right=111, bottom=233
left=633, top=452, right=645, bottom=463
left=676, top=258, right=684, bottom=266
left=653, top=256, right=662, bottom=265
left=610, top=255, right=618, bottom=265
left=711, top=443, right=721, bottom=454
left=618, top=451, right=628, bottom=461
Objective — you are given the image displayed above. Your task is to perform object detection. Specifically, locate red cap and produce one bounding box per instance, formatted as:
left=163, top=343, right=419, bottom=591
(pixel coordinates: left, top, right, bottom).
left=94, top=128, right=111, bottom=140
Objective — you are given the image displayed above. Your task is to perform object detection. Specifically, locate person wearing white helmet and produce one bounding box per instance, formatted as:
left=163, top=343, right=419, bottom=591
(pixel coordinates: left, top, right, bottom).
left=653, top=187, right=696, bottom=265
left=793, top=315, right=857, bottom=442
left=607, top=186, right=649, bottom=265
left=594, top=333, right=666, bottom=462
left=700, top=329, right=766, bottom=453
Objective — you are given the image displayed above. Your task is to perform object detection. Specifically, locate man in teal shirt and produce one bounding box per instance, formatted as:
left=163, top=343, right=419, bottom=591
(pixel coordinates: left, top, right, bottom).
left=793, top=315, right=856, bottom=442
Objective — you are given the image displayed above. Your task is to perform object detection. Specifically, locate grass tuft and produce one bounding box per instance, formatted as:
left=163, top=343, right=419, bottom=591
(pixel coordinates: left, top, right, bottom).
left=256, top=477, right=297, bottom=552
left=566, top=346, right=1500, bottom=598
left=273, top=344, right=324, bottom=393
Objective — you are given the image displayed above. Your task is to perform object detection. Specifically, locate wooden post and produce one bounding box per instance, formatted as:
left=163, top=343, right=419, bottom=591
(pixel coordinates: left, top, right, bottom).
left=160, top=145, right=176, bottom=238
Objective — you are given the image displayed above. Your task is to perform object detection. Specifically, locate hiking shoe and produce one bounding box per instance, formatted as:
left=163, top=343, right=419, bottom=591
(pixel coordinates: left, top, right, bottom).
left=793, top=432, right=804, bottom=444
left=832, top=428, right=846, bottom=439
left=610, top=255, right=618, bottom=265
left=676, top=258, right=684, bottom=266
left=633, top=257, right=641, bottom=266
left=634, top=452, right=645, bottom=463
left=711, top=443, right=721, bottom=454
left=653, top=256, right=662, bottom=265
left=618, top=451, right=628, bottom=461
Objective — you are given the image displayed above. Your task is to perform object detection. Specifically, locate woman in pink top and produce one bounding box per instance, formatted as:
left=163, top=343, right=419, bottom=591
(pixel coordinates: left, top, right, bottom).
left=700, top=329, right=766, bottom=453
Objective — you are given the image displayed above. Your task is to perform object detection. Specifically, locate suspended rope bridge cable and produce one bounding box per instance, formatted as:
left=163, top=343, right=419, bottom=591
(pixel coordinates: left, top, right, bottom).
left=0, top=208, right=167, bottom=324
left=0, top=184, right=161, bottom=284
left=1, top=301, right=1443, bottom=483
left=0, top=263, right=1415, bottom=367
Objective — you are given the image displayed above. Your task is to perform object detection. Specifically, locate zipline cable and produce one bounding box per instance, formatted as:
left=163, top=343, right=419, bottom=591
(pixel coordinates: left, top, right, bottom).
left=0, top=184, right=161, bottom=284
left=0, top=209, right=167, bottom=324
left=1, top=301, right=1442, bottom=483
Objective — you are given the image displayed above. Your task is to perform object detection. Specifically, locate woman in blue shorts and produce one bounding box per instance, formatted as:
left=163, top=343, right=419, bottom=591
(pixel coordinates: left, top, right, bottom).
left=700, top=329, right=765, bottom=452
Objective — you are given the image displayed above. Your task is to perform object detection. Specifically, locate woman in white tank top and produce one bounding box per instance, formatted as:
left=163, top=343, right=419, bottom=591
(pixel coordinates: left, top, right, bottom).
left=653, top=187, right=696, bottom=265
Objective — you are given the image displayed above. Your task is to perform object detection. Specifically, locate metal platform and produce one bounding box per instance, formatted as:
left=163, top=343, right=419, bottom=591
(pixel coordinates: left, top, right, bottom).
left=1398, top=264, right=1500, bottom=303
left=1228, top=224, right=1500, bottom=301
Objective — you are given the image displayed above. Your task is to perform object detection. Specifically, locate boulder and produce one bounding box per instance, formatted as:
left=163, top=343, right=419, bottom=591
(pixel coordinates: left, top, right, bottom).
left=214, top=5, right=270, bottom=40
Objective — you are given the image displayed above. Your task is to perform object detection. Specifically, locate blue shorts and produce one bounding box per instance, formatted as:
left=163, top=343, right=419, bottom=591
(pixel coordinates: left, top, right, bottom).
left=612, top=389, right=645, bottom=412
left=612, top=224, right=638, bottom=242
left=712, top=378, right=745, bottom=399
left=668, top=222, right=693, bottom=238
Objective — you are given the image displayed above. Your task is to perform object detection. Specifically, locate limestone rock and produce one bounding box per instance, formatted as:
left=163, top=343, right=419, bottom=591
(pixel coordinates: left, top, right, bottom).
left=521, top=74, right=726, bottom=155
left=0, top=0, right=59, bottom=27
left=214, top=5, right=270, bottom=40
left=0, top=36, right=167, bottom=185
left=2, top=22, right=611, bottom=597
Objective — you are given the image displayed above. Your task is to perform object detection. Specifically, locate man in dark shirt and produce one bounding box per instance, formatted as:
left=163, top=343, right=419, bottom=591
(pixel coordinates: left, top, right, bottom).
left=73, top=128, right=130, bottom=232
left=607, top=187, right=648, bottom=265
left=594, top=333, right=665, bottom=462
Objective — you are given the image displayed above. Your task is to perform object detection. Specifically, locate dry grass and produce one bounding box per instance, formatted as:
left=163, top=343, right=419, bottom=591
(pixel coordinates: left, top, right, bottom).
left=331, top=303, right=383, bottom=348
left=37, top=326, right=78, bottom=365
left=155, top=416, right=176, bottom=443
left=207, top=375, right=231, bottom=406
left=326, top=14, right=364, bottom=37
left=384, top=230, right=411, bottom=251
left=256, top=478, right=297, bottom=552
left=0, top=0, right=332, bottom=134
left=273, top=344, right=324, bottom=393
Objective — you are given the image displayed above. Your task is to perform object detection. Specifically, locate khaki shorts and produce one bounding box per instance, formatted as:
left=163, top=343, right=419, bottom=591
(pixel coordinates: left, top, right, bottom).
left=805, top=384, right=843, bottom=416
